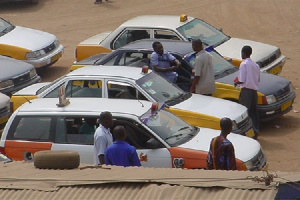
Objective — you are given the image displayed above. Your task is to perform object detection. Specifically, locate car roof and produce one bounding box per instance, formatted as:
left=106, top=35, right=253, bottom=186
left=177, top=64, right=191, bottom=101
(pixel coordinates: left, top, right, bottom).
left=120, top=15, right=195, bottom=29
left=119, top=39, right=194, bottom=56
left=17, top=98, right=153, bottom=117
left=68, top=65, right=151, bottom=79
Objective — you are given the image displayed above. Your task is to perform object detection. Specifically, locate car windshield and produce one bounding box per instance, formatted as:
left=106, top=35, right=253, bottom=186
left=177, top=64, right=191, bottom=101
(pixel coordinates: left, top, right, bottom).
left=177, top=18, right=229, bottom=47
left=136, top=72, right=187, bottom=105
left=140, top=108, right=198, bottom=147
left=0, top=18, right=15, bottom=36
left=184, top=50, right=238, bottom=77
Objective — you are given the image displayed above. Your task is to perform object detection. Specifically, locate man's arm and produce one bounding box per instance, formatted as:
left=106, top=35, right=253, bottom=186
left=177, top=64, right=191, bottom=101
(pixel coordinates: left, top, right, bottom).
left=99, top=154, right=105, bottom=165
left=190, top=76, right=200, bottom=93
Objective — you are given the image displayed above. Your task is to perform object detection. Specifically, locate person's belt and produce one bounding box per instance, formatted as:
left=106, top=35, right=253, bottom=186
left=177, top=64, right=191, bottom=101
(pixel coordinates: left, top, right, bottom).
left=241, top=87, right=257, bottom=91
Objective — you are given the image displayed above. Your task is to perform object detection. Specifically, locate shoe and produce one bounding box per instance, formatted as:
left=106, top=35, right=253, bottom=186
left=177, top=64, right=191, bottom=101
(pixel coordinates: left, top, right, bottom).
left=94, top=0, right=102, bottom=4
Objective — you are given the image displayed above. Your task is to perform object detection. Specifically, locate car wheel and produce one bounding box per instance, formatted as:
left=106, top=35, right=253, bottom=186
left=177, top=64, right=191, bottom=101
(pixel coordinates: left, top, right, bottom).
left=34, top=150, right=80, bottom=169
left=30, top=0, right=39, bottom=4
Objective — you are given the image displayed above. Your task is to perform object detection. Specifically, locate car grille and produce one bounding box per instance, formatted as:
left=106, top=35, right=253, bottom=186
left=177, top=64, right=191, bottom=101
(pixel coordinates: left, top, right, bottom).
left=251, top=149, right=267, bottom=171
left=13, top=72, right=31, bottom=87
left=0, top=106, right=9, bottom=117
left=258, top=49, right=280, bottom=68
left=236, top=116, right=253, bottom=134
left=43, top=42, right=56, bottom=54
left=276, top=83, right=291, bottom=102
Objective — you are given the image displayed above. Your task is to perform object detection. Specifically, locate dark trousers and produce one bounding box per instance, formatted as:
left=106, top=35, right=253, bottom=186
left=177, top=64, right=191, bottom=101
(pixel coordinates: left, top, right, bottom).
left=239, top=88, right=259, bottom=135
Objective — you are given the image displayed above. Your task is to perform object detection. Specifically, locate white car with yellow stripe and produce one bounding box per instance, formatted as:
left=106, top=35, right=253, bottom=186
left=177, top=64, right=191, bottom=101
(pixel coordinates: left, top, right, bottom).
left=11, top=65, right=254, bottom=138
left=75, top=14, right=285, bottom=75
left=0, top=17, right=63, bottom=69
left=0, top=98, right=267, bottom=171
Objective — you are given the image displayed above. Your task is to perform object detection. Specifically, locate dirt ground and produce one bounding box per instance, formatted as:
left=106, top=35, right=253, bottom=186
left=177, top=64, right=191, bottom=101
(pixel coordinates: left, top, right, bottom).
left=1, top=0, right=299, bottom=172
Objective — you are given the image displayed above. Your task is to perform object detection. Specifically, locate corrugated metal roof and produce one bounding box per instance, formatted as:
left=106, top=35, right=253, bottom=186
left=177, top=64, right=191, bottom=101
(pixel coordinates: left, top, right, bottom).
left=0, top=161, right=299, bottom=200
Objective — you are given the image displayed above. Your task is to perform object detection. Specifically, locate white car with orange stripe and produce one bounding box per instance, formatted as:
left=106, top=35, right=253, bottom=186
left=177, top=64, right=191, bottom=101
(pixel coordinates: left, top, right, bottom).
left=0, top=98, right=267, bottom=170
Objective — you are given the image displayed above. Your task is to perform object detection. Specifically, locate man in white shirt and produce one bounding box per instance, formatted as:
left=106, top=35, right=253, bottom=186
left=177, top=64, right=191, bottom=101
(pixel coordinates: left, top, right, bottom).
left=94, top=111, right=114, bottom=165
left=234, top=45, right=260, bottom=138
left=190, top=39, right=216, bottom=96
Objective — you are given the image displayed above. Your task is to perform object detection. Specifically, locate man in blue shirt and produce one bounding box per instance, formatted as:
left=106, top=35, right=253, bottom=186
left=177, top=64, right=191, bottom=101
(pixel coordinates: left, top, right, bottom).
left=150, top=41, right=180, bottom=83
left=105, top=125, right=141, bottom=167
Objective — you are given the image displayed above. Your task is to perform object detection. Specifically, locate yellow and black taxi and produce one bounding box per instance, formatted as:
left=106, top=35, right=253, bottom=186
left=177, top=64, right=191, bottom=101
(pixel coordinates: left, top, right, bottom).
left=75, top=14, right=285, bottom=75
left=72, top=39, right=296, bottom=122
left=0, top=17, right=63, bottom=69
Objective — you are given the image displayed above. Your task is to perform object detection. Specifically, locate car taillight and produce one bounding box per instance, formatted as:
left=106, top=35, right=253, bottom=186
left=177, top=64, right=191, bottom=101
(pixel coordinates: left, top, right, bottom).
left=0, top=147, right=5, bottom=155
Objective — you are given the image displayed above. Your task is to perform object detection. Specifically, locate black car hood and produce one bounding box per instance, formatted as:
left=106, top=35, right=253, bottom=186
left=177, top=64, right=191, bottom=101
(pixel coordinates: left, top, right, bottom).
left=217, top=71, right=291, bottom=96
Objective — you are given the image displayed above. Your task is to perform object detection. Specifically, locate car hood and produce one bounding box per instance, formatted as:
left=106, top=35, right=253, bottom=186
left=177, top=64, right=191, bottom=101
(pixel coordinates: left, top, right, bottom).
left=0, top=93, right=10, bottom=108
left=79, top=31, right=112, bottom=45
left=0, top=56, right=34, bottom=80
left=178, top=127, right=260, bottom=162
left=217, top=70, right=291, bottom=96
left=13, top=82, right=50, bottom=96
left=172, top=94, right=248, bottom=123
left=215, top=37, right=278, bottom=62
left=0, top=26, right=56, bottom=51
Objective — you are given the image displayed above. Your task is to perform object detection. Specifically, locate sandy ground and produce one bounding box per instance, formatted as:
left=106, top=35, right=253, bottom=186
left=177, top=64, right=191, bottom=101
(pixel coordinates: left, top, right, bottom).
left=1, top=0, right=299, bottom=172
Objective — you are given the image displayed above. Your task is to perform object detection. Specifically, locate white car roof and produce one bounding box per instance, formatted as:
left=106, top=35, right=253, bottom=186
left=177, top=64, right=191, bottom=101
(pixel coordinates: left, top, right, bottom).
left=17, top=98, right=153, bottom=117
left=69, top=65, right=149, bottom=80
left=120, top=15, right=194, bottom=29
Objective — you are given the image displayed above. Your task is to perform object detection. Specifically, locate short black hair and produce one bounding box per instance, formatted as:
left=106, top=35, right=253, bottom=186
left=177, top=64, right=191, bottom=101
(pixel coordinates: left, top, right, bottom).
left=220, top=117, right=232, bottom=132
left=99, top=111, right=112, bottom=124
left=192, top=39, right=202, bottom=47
left=152, top=41, right=161, bottom=49
left=113, top=125, right=126, bottom=140
left=242, top=45, right=252, bottom=57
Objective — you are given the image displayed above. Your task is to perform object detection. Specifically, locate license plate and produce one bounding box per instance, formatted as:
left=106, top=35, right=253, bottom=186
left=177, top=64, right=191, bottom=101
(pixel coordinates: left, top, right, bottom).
left=281, top=100, right=292, bottom=111
left=245, top=129, right=255, bottom=138
left=268, top=65, right=282, bottom=75
left=51, top=52, right=62, bottom=62
left=0, top=115, right=9, bottom=125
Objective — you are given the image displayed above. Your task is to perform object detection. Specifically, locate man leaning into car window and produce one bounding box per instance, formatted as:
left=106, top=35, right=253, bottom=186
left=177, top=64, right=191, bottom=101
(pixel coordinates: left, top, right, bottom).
left=150, top=41, right=180, bottom=83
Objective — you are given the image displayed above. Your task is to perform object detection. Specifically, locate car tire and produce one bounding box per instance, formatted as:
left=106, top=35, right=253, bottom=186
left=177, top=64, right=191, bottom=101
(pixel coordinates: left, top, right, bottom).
left=30, top=0, right=39, bottom=4
left=34, top=150, right=80, bottom=169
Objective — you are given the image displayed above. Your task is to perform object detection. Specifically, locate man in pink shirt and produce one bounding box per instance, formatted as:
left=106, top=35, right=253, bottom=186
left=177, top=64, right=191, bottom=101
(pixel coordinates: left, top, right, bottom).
left=234, top=45, right=260, bottom=139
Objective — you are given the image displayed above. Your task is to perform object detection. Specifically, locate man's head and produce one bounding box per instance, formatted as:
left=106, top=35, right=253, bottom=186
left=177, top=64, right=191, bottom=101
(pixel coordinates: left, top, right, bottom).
left=99, top=111, right=113, bottom=129
left=241, top=45, right=252, bottom=59
left=152, top=41, right=164, bottom=55
left=220, top=117, right=233, bottom=137
left=192, top=39, right=203, bottom=52
left=113, top=125, right=126, bottom=141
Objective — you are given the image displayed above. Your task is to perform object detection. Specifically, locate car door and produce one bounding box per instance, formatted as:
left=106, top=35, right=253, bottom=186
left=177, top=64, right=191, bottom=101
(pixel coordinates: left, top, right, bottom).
left=51, top=116, right=95, bottom=164
left=114, top=119, right=172, bottom=168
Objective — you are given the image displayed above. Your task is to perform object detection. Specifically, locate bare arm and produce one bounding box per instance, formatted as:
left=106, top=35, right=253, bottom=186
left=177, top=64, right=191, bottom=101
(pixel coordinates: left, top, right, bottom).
left=190, top=76, right=200, bottom=93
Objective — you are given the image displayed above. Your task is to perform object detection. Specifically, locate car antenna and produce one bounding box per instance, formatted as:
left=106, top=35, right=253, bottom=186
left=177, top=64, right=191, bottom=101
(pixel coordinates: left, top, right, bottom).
left=23, top=96, right=32, bottom=103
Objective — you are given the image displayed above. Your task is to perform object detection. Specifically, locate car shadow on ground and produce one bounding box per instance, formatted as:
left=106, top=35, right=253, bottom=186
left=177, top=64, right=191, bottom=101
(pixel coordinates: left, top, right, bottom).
left=0, top=0, right=46, bottom=12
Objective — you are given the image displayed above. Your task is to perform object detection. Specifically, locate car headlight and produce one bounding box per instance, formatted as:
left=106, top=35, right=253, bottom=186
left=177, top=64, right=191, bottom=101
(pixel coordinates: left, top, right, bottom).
left=262, top=94, right=277, bottom=105
left=0, top=79, right=14, bottom=89
left=289, top=83, right=294, bottom=93
left=29, top=69, right=37, bottom=79
left=26, top=49, right=46, bottom=59
left=54, top=39, right=60, bottom=47
left=244, top=149, right=266, bottom=171
left=231, top=120, right=238, bottom=131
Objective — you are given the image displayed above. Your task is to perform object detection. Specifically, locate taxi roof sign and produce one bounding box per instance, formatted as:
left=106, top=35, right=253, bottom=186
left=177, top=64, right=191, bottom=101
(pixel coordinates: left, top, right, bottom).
left=180, top=14, right=188, bottom=22
left=56, top=85, right=70, bottom=107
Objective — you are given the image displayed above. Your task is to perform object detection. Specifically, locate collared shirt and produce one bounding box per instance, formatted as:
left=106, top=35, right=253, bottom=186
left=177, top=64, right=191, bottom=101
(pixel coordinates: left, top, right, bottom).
left=150, top=50, right=177, bottom=83
left=105, top=140, right=141, bottom=167
left=206, top=135, right=237, bottom=170
left=93, top=124, right=113, bottom=165
left=194, top=50, right=216, bottom=94
left=238, top=58, right=260, bottom=90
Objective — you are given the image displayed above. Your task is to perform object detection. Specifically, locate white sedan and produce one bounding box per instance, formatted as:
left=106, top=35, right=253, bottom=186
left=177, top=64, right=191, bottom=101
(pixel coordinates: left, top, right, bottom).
left=11, top=65, right=254, bottom=137
left=0, top=17, right=63, bottom=69
left=75, top=14, right=285, bottom=75
left=0, top=93, right=10, bottom=128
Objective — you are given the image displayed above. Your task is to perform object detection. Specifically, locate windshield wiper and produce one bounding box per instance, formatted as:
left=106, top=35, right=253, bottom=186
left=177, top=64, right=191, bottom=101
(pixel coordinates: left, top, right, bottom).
left=177, top=126, right=191, bottom=132
left=165, top=133, right=183, bottom=140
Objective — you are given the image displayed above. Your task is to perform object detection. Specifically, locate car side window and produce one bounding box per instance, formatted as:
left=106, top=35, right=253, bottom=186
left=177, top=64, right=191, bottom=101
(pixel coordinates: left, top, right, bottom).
left=8, top=116, right=52, bottom=141
left=112, top=29, right=150, bottom=50
left=107, top=81, right=147, bottom=100
left=117, top=52, right=150, bottom=67
left=55, top=117, right=97, bottom=145
left=154, top=29, right=180, bottom=40
left=113, top=119, right=164, bottom=149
